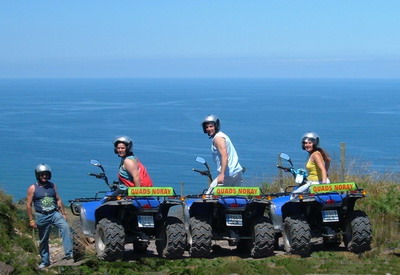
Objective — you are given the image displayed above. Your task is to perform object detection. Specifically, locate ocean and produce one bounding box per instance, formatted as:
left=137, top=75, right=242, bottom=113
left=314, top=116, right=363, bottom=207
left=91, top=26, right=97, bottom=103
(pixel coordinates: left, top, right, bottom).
left=1, top=78, right=399, bottom=202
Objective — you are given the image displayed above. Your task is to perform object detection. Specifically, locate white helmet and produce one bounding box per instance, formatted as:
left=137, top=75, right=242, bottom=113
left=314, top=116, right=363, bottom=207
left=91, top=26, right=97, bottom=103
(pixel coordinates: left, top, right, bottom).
left=201, top=114, right=220, bottom=133
left=113, top=135, right=133, bottom=154
left=301, top=132, right=320, bottom=150
left=35, top=163, right=52, bottom=180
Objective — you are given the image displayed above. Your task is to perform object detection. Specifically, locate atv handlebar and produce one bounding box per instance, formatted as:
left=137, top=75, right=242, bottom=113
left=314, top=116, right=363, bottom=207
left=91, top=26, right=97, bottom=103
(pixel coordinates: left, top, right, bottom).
left=192, top=168, right=211, bottom=176
left=277, top=165, right=291, bottom=172
left=89, top=172, right=106, bottom=179
left=89, top=171, right=111, bottom=189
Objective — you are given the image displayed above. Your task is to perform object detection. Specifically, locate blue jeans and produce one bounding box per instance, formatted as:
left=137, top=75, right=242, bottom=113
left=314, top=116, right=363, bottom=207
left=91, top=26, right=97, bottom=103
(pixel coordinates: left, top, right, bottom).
left=36, top=211, right=73, bottom=266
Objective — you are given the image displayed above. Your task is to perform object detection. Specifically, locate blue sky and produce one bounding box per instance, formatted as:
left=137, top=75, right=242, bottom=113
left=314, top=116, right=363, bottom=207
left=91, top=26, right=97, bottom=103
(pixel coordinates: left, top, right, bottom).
left=1, top=1, right=399, bottom=78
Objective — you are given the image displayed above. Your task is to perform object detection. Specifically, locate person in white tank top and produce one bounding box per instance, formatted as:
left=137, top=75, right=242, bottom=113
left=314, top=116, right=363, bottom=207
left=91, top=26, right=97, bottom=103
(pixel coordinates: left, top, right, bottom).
left=201, top=115, right=243, bottom=194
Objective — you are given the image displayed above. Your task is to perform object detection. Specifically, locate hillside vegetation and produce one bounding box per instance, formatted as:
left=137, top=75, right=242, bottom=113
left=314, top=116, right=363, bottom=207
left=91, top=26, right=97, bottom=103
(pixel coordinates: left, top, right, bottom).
left=0, top=169, right=399, bottom=274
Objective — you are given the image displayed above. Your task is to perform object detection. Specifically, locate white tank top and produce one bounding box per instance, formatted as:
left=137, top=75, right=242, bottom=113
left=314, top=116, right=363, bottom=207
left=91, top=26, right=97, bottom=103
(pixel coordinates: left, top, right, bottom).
left=211, top=131, right=242, bottom=176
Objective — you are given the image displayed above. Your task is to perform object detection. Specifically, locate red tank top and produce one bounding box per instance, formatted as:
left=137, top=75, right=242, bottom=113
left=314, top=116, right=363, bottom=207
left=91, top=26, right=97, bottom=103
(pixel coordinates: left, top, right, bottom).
left=118, top=156, right=153, bottom=187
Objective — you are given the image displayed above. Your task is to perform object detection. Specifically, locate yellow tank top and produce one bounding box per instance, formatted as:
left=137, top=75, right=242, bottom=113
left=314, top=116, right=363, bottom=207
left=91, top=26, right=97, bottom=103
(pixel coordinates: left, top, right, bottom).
left=306, top=159, right=323, bottom=181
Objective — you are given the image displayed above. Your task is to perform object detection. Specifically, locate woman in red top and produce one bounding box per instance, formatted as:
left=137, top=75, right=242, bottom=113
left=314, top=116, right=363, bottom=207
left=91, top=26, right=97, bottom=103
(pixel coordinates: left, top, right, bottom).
left=114, top=135, right=153, bottom=187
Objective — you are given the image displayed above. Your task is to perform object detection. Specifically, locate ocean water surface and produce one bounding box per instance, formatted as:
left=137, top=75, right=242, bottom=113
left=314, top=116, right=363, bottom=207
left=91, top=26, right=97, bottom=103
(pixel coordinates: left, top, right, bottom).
left=0, top=78, right=399, bottom=201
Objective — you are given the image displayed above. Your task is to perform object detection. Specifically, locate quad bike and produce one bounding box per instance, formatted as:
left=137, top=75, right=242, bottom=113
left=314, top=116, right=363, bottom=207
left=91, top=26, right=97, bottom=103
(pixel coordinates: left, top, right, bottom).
left=183, top=156, right=275, bottom=258
left=268, top=153, right=372, bottom=256
left=69, top=159, right=186, bottom=261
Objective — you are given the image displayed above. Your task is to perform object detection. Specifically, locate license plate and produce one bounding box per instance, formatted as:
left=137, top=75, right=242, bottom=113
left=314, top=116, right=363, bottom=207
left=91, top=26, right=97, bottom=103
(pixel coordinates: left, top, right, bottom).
left=226, top=214, right=243, bottom=226
left=138, top=215, right=155, bottom=228
left=322, top=210, right=339, bottom=222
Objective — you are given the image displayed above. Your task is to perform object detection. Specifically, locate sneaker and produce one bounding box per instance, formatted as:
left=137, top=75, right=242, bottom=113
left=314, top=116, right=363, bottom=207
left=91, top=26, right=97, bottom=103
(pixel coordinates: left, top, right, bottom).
left=38, top=263, right=50, bottom=269
left=61, top=255, right=73, bottom=260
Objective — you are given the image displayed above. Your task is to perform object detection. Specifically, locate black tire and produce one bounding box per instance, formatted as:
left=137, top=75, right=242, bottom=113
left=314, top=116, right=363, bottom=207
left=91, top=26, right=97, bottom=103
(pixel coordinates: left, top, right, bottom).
left=282, top=216, right=311, bottom=256
left=156, top=217, right=186, bottom=259
left=71, top=219, right=86, bottom=261
left=95, top=218, right=125, bottom=261
left=189, top=217, right=212, bottom=258
left=344, top=210, right=372, bottom=253
left=250, top=217, right=275, bottom=258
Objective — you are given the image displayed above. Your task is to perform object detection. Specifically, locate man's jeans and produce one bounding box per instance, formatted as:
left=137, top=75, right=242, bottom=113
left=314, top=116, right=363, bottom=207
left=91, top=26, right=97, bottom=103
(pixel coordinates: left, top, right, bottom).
left=36, top=211, right=73, bottom=266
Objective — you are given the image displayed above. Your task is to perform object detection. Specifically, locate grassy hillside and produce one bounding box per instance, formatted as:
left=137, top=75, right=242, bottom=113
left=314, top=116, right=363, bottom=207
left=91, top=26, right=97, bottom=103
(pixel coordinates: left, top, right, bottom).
left=0, top=192, right=38, bottom=274
left=0, top=170, right=399, bottom=274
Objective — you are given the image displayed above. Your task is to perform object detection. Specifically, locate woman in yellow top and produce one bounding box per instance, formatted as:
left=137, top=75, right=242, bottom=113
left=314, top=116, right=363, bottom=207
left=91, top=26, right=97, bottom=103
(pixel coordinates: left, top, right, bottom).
left=293, top=132, right=331, bottom=194
left=302, top=132, right=331, bottom=183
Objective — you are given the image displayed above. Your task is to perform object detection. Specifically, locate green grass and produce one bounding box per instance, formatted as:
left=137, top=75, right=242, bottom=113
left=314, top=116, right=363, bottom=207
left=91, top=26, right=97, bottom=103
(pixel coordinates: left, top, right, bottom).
left=52, top=254, right=400, bottom=275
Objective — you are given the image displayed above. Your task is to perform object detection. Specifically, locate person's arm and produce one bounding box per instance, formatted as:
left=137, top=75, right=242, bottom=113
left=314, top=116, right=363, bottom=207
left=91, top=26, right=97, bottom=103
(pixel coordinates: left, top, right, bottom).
left=214, top=136, right=228, bottom=184
left=312, top=151, right=328, bottom=183
left=54, top=183, right=68, bottom=220
left=124, top=158, right=141, bottom=187
left=26, top=185, right=37, bottom=228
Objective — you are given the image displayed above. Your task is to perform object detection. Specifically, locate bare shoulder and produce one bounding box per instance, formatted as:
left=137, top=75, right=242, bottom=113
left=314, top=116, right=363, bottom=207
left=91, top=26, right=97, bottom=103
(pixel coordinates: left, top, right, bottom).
left=213, top=135, right=226, bottom=144
left=27, top=184, right=35, bottom=192
left=311, top=151, right=323, bottom=160
left=124, top=157, right=138, bottom=168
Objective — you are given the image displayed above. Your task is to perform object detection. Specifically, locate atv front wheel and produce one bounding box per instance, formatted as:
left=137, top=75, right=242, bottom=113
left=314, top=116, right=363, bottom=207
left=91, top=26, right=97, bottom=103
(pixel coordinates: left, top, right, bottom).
left=189, top=217, right=212, bottom=257
left=250, top=217, right=274, bottom=258
left=156, top=216, right=186, bottom=259
left=95, top=218, right=125, bottom=261
left=344, top=210, right=372, bottom=253
left=282, top=216, right=311, bottom=256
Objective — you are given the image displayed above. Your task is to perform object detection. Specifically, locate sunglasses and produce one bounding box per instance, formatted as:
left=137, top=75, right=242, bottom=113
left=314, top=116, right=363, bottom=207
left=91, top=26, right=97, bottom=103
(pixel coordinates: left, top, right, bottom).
left=38, top=172, right=50, bottom=177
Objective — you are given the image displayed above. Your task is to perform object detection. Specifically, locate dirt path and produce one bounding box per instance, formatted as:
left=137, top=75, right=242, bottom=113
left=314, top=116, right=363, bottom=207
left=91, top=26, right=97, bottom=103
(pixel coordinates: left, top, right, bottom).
left=123, top=239, right=287, bottom=261
left=49, top=238, right=286, bottom=265
left=49, top=237, right=343, bottom=265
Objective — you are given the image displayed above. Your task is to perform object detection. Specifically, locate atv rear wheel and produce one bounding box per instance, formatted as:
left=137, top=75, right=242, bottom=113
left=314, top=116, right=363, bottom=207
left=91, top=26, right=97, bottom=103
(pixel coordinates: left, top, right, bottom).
left=156, top=217, right=186, bottom=259
left=250, top=217, right=274, bottom=258
left=71, top=219, right=86, bottom=261
left=189, top=217, right=212, bottom=257
left=344, top=210, right=372, bottom=253
left=95, top=218, right=125, bottom=261
left=282, top=216, right=311, bottom=256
